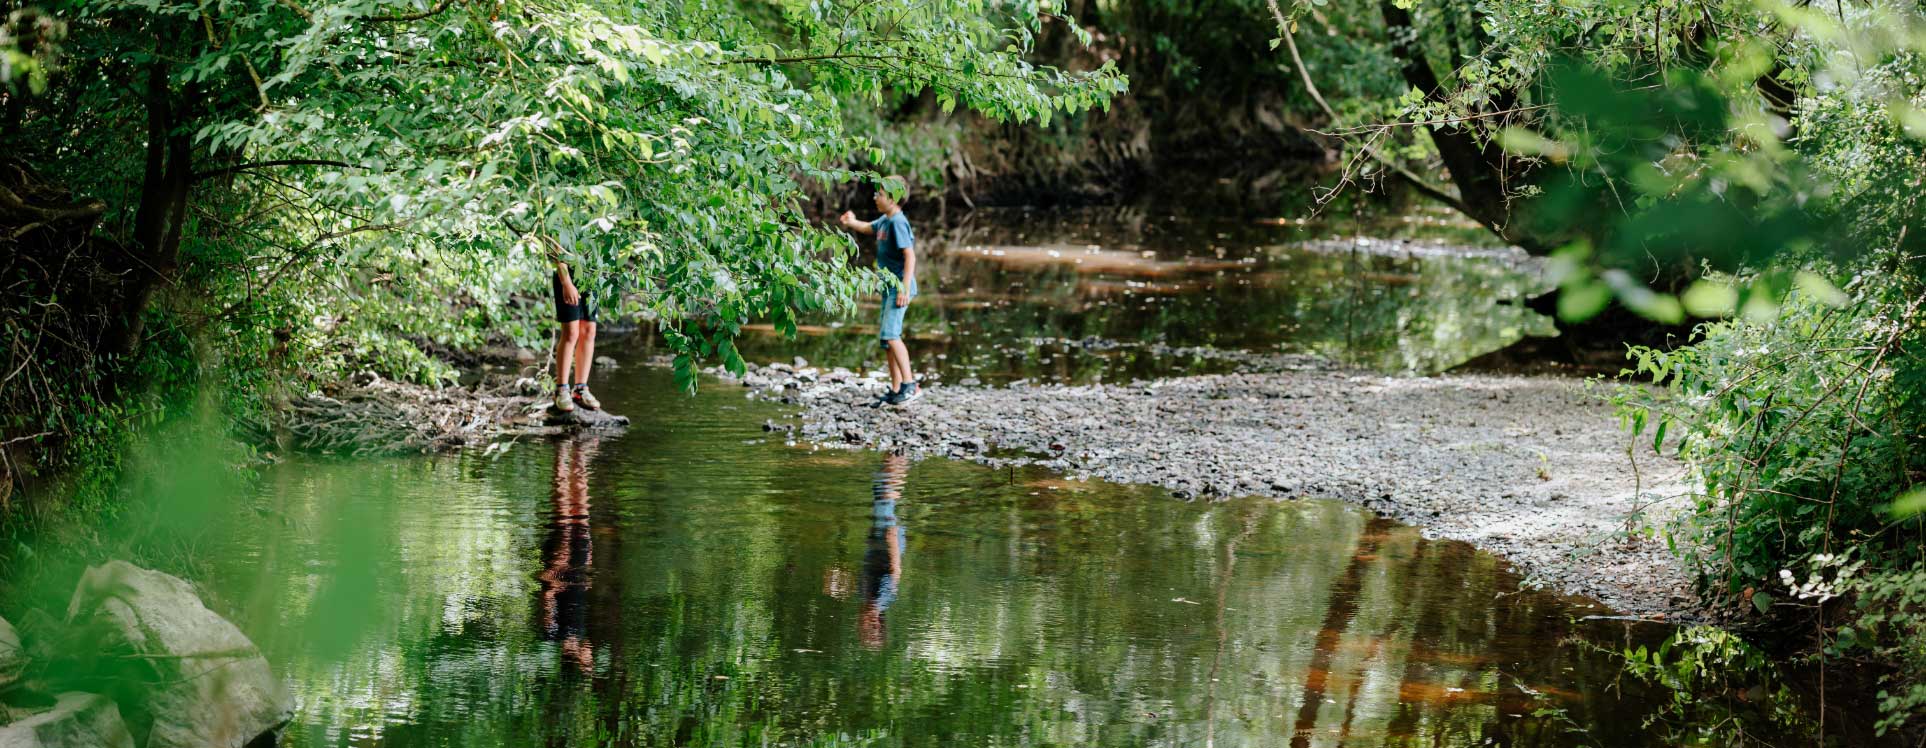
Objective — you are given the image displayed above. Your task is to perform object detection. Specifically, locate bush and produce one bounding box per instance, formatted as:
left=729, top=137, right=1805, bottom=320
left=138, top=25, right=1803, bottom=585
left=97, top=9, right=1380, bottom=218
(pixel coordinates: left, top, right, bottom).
left=1615, top=261, right=1925, bottom=732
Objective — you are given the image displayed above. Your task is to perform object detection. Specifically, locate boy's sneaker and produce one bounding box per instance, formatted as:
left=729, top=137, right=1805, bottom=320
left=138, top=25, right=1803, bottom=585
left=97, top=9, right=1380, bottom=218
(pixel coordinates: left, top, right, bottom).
left=573, top=386, right=601, bottom=410
left=869, top=384, right=903, bottom=407
left=553, top=388, right=576, bottom=412
left=888, top=381, right=922, bottom=406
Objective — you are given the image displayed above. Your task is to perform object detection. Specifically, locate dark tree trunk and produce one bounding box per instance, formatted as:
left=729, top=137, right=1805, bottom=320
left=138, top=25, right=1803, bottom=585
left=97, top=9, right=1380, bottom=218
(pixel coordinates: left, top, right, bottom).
left=116, top=54, right=194, bottom=361
left=1379, top=1, right=1544, bottom=253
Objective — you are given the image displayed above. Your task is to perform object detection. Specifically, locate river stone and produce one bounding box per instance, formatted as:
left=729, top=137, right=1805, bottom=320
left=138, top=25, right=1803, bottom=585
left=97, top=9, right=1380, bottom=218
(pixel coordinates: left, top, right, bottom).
left=64, top=561, right=290, bottom=748
left=0, top=693, right=134, bottom=748
left=0, top=616, right=22, bottom=688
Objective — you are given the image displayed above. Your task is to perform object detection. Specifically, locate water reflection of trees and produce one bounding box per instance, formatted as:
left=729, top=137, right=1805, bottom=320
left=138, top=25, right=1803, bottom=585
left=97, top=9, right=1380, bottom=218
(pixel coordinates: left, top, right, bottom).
left=203, top=423, right=1679, bottom=747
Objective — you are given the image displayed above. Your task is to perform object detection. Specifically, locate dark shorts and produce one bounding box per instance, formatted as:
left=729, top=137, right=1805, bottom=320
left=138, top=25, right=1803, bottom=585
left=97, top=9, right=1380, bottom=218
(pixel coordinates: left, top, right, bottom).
left=553, top=271, right=597, bottom=324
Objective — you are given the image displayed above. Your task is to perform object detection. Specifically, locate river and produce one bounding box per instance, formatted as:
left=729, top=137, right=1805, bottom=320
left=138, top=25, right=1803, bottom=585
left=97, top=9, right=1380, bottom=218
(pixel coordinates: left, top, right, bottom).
left=14, top=207, right=1847, bottom=745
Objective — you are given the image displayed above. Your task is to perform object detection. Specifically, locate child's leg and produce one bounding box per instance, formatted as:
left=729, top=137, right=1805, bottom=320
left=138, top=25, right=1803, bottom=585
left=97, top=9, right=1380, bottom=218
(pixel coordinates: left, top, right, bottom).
left=879, top=284, right=908, bottom=390
left=880, top=342, right=901, bottom=390
left=886, top=340, right=913, bottom=387
left=573, top=322, right=597, bottom=385
left=554, top=321, right=582, bottom=388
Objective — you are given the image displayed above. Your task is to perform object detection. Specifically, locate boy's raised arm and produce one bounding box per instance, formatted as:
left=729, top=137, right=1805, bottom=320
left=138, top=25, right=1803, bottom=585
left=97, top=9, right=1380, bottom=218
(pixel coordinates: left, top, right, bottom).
left=545, top=236, right=580, bottom=304
left=838, top=211, right=875, bottom=235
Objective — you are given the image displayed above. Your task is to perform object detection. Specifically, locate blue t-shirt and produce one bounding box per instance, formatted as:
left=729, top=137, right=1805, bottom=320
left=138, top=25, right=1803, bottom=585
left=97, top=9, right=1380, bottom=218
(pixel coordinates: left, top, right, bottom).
left=870, top=211, right=914, bottom=279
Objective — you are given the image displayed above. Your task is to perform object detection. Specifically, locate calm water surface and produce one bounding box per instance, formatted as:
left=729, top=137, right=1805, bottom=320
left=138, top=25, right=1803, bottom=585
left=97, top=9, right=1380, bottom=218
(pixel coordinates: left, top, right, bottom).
left=730, top=206, right=1554, bottom=382
left=25, top=209, right=1835, bottom=746
left=176, top=366, right=1698, bottom=748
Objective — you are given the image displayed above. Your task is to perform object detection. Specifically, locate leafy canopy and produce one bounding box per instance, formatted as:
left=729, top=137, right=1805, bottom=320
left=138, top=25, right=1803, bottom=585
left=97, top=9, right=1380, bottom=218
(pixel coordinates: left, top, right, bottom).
left=24, top=0, right=1125, bottom=386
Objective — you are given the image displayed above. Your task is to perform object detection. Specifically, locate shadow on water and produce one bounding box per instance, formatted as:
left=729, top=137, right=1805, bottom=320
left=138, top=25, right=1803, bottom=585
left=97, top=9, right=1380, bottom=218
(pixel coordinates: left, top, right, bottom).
left=18, top=366, right=1853, bottom=747
left=725, top=205, right=1556, bottom=384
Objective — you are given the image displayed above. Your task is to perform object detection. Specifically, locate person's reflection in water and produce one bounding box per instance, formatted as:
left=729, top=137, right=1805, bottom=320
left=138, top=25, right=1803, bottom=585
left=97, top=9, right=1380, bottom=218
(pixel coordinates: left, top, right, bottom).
left=859, top=453, right=909, bottom=649
left=538, top=436, right=599, bottom=674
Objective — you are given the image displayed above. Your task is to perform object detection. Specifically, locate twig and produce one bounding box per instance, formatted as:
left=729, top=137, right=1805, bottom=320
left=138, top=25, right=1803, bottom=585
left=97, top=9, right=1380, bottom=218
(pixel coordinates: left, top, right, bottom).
left=191, top=159, right=360, bottom=183
left=1264, top=0, right=1473, bottom=215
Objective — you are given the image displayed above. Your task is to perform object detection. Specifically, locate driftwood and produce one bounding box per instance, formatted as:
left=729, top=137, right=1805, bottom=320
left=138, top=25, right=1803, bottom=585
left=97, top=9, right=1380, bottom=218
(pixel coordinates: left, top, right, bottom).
left=278, top=374, right=625, bottom=456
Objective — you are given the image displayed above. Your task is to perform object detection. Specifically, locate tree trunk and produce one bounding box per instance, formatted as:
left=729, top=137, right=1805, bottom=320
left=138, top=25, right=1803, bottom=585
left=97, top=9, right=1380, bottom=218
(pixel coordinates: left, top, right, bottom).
left=115, top=55, right=193, bottom=361
left=1379, top=1, right=1544, bottom=253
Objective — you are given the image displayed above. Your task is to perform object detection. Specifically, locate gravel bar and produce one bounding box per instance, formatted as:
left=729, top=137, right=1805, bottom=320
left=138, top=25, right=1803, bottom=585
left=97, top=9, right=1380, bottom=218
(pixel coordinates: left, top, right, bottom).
left=725, top=360, right=1701, bottom=618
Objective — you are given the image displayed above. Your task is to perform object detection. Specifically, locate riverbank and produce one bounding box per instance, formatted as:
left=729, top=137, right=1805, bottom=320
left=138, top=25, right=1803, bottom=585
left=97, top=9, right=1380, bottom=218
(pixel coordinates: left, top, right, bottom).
left=728, top=359, right=1702, bottom=618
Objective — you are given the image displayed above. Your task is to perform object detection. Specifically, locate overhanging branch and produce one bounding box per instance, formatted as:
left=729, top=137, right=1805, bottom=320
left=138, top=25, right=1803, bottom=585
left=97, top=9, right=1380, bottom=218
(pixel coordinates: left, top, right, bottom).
left=364, top=0, right=458, bottom=23
left=1265, top=0, right=1472, bottom=216
left=192, top=159, right=358, bottom=183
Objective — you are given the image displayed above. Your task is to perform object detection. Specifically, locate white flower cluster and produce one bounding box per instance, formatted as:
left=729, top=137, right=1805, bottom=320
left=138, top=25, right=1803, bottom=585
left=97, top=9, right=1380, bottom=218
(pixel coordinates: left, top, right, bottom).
left=1779, top=553, right=1863, bottom=603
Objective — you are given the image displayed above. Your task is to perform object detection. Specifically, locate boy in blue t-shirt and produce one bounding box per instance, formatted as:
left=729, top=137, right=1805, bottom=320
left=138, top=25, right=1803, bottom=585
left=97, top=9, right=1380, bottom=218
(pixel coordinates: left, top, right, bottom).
left=838, top=177, right=921, bottom=405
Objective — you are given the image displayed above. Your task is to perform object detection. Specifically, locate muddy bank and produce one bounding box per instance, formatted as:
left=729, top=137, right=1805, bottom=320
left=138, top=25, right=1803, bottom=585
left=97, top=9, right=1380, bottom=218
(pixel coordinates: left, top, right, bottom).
left=728, top=359, right=1701, bottom=618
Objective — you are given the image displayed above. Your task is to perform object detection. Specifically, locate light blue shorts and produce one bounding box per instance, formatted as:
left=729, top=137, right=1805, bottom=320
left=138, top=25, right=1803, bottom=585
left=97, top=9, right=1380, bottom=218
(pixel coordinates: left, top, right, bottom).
left=879, top=279, right=916, bottom=345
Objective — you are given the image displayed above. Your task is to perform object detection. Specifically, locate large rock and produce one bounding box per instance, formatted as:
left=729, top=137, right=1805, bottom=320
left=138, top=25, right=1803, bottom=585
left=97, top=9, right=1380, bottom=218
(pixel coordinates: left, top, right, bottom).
left=540, top=405, right=630, bottom=428
left=65, top=562, right=290, bottom=748
left=0, top=616, right=22, bottom=688
left=0, top=692, right=135, bottom=748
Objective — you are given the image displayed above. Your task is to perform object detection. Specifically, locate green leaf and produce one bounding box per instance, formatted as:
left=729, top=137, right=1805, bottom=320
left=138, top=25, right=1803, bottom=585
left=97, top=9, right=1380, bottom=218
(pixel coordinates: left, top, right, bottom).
left=1751, top=590, right=1775, bottom=614
left=672, top=353, right=697, bottom=395
left=1557, top=280, right=1612, bottom=322
left=1681, top=280, right=1738, bottom=318
left=1793, top=271, right=1849, bottom=307
left=1888, top=488, right=1926, bottom=519
left=719, top=338, right=746, bottom=377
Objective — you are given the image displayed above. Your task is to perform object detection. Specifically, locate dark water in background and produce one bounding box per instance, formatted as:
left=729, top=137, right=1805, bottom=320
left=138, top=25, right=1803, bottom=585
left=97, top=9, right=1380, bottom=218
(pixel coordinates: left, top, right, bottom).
left=189, top=367, right=1690, bottom=747
left=731, top=205, right=1555, bottom=383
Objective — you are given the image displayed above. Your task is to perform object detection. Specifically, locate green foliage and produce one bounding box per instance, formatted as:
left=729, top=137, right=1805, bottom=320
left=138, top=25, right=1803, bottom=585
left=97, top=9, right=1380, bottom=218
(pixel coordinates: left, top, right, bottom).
left=1271, top=0, right=1922, bottom=324
left=1615, top=275, right=1923, bottom=595
left=1, top=0, right=1123, bottom=511
left=13, top=0, right=1125, bottom=379
left=1617, top=625, right=1815, bottom=741
left=1612, top=259, right=1924, bottom=732
left=1585, top=10, right=1926, bottom=731
left=0, top=8, right=65, bottom=97
left=1522, top=57, right=1840, bottom=324
left=1837, top=560, right=1926, bottom=734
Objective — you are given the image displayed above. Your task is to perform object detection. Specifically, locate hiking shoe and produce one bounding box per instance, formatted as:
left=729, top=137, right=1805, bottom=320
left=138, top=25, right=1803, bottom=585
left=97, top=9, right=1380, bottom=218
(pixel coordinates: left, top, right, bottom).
left=573, top=387, right=601, bottom=410
left=869, top=384, right=903, bottom=406
left=888, top=381, right=922, bottom=406
left=553, top=388, right=576, bottom=412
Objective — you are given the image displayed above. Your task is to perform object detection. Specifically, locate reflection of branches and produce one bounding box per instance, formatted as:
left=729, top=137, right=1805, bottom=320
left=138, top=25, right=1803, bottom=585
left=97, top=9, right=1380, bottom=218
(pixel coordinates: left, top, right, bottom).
left=1202, top=507, right=1259, bottom=748
left=1288, top=518, right=1391, bottom=747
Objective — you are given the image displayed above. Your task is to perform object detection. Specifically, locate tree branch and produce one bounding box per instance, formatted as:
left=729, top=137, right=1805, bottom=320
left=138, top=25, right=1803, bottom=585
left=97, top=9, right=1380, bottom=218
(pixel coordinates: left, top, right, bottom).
left=192, top=159, right=357, bottom=183
left=364, top=0, right=459, bottom=23
left=0, top=183, right=107, bottom=226
left=1265, top=0, right=1472, bottom=216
